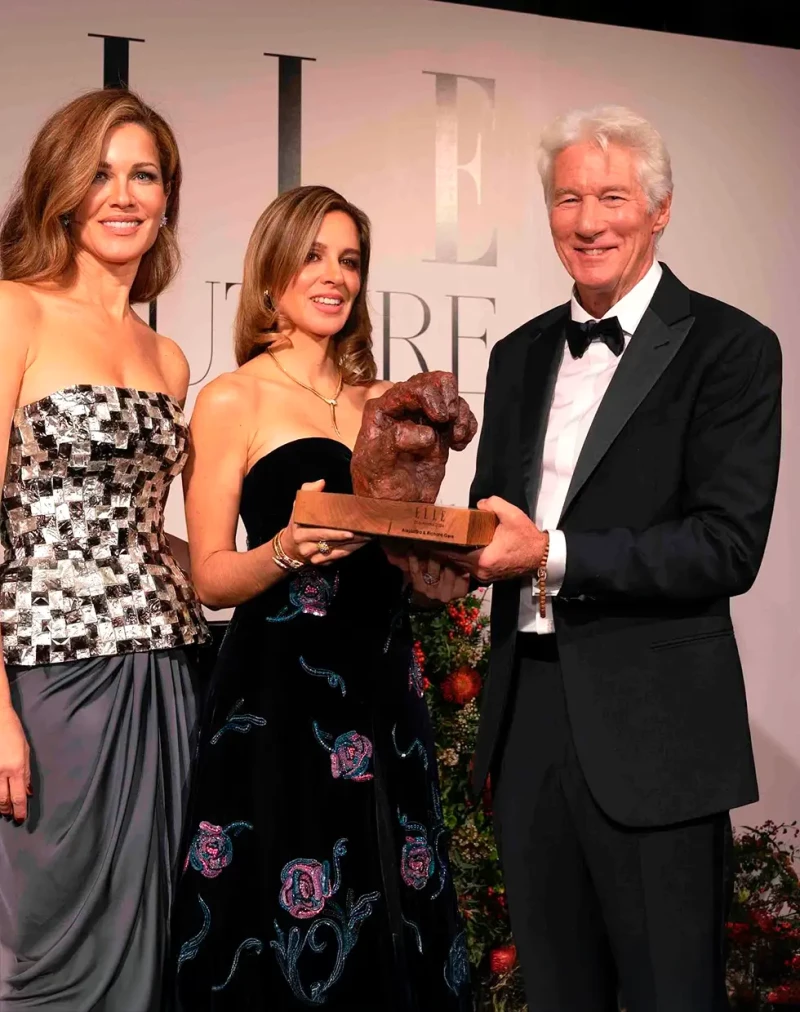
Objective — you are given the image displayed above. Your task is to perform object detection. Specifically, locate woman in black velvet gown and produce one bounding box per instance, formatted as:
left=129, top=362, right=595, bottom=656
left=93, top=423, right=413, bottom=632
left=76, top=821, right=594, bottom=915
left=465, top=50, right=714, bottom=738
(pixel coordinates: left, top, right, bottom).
left=170, top=185, right=472, bottom=1011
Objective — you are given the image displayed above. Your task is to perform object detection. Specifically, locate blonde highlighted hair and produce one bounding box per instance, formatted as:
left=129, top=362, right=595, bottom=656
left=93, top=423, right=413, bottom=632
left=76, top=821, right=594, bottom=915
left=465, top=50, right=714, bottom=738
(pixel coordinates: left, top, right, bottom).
left=234, top=185, right=377, bottom=386
left=0, top=88, right=182, bottom=304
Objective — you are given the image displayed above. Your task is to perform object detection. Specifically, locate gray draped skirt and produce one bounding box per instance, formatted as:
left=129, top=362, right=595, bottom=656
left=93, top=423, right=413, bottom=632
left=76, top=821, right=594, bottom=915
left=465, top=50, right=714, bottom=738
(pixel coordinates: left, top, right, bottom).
left=0, top=649, right=200, bottom=1011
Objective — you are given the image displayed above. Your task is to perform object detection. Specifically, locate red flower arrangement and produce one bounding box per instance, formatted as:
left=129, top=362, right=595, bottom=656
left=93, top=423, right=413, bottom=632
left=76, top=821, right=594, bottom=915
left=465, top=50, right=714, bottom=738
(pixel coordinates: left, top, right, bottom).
left=489, top=944, right=517, bottom=975
left=441, top=665, right=482, bottom=704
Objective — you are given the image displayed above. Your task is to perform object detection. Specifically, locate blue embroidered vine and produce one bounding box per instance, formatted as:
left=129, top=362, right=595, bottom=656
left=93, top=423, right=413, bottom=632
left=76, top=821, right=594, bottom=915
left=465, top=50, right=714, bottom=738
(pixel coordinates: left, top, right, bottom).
left=210, top=699, right=266, bottom=744
left=211, top=937, right=264, bottom=992
left=177, top=895, right=211, bottom=970
left=408, top=649, right=425, bottom=698
left=402, top=913, right=424, bottom=954
left=444, top=931, right=470, bottom=995
left=391, top=723, right=429, bottom=770
left=300, top=657, right=346, bottom=696
left=429, top=781, right=449, bottom=901
left=383, top=600, right=406, bottom=654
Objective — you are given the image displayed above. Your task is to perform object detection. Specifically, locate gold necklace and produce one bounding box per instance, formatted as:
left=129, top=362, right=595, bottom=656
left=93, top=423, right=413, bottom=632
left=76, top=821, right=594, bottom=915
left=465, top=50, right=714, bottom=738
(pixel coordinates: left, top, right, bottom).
left=267, top=349, right=344, bottom=435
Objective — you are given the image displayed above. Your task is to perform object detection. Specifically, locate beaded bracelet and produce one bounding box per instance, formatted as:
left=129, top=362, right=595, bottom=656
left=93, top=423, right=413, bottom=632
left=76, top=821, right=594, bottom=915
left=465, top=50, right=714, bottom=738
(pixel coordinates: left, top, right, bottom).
left=537, top=532, right=551, bottom=618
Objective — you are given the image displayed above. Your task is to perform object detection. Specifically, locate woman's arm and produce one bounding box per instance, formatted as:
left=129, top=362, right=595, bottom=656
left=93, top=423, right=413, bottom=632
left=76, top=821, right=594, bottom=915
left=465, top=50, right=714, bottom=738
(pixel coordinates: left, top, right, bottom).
left=0, top=282, right=36, bottom=821
left=183, top=376, right=286, bottom=609
left=184, top=377, right=361, bottom=609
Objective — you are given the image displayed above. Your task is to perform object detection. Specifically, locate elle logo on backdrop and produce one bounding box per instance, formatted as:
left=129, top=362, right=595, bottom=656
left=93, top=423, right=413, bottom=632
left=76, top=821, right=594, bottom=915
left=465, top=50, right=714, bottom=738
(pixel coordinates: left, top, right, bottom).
left=89, top=34, right=497, bottom=395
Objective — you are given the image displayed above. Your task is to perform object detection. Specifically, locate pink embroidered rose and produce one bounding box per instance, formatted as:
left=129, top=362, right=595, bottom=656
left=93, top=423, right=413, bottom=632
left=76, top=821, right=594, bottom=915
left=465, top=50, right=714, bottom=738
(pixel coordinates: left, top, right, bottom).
left=186, top=820, right=252, bottom=879
left=331, top=732, right=373, bottom=782
left=400, top=837, right=435, bottom=890
left=188, top=822, right=233, bottom=879
left=279, top=858, right=332, bottom=919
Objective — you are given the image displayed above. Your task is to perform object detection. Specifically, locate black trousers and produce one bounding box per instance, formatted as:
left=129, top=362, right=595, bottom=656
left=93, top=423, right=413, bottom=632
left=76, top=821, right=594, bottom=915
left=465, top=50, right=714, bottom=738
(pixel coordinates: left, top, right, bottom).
left=492, top=635, right=732, bottom=1012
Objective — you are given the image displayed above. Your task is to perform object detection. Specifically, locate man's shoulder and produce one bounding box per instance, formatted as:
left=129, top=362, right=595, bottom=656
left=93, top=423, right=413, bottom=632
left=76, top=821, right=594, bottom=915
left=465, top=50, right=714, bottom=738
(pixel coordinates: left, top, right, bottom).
left=661, top=265, right=777, bottom=348
left=682, top=285, right=781, bottom=368
left=491, top=302, right=570, bottom=361
left=687, top=286, right=769, bottom=333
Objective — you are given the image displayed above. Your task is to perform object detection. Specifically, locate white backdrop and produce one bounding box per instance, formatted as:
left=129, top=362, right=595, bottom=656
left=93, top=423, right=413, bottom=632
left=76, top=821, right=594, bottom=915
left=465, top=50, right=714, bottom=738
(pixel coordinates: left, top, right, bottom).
left=2, top=0, right=799, bottom=826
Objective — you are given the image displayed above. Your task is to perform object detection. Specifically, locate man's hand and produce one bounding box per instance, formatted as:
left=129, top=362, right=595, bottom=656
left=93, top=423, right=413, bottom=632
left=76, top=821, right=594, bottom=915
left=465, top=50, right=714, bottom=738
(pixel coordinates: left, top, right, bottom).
left=435, top=496, right=548, bottom=584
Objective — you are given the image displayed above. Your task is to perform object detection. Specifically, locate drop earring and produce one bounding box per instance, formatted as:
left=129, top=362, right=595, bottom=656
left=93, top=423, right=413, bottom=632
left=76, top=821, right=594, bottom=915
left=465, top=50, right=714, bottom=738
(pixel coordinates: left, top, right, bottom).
left=59, top=214, right=71, bottom=227
left=263, top=289, right=274, bottom=311
left=160, top=214, right=168, bottom=228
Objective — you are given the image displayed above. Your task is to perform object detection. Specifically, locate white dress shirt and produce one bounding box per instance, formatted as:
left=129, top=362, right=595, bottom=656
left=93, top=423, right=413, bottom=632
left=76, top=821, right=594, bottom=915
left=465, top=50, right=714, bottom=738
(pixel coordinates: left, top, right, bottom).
left=518, top=260, right=663, bottom=633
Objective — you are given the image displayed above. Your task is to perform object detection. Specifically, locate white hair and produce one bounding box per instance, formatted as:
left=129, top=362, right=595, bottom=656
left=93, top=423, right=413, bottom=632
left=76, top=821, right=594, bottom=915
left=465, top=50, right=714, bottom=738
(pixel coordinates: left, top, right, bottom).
left=537, top=105, right=673, bottom=212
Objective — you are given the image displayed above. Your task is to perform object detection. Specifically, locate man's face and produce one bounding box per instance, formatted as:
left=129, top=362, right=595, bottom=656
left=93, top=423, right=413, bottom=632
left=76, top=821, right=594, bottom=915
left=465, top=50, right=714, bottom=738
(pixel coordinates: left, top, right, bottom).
left=549, top=141, right=671, bottom=308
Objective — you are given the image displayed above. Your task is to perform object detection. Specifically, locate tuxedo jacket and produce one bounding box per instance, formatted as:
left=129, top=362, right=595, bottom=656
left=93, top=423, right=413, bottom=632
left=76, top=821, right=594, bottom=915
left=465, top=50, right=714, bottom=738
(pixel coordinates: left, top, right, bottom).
left=470, top=264, right=782, bottom=828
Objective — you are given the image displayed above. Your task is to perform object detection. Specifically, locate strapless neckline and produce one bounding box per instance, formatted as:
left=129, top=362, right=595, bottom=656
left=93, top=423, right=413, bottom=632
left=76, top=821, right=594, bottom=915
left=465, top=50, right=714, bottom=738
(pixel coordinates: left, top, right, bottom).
left=243, top=436, right=353, bottom=484
left=14, top=383, right=183, bottom=422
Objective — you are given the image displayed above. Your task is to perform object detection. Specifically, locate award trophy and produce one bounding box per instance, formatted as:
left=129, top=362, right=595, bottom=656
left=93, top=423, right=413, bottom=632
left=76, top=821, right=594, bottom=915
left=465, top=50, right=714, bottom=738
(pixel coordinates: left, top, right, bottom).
left=293, top=371, right=497, bottom=547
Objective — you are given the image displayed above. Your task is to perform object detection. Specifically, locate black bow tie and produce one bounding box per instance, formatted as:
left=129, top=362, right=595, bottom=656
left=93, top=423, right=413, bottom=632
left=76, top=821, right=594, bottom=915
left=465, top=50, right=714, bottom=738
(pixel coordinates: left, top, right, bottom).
left=566, top=316, right=625, bottom=359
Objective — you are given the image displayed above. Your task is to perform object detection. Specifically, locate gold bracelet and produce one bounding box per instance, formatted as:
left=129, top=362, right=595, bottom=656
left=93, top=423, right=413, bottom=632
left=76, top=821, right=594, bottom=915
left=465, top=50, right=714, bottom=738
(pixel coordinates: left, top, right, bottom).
left=537, top=532, right=551, bottom=618
left=272, top=528, right=304, bottom=572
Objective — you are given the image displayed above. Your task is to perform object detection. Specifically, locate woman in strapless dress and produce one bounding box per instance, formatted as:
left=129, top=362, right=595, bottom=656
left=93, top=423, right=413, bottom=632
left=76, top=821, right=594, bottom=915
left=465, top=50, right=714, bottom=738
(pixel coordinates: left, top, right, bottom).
left=170, top=185, right=472, bottom=1010
left=0, top=90, right=208, bottom=1010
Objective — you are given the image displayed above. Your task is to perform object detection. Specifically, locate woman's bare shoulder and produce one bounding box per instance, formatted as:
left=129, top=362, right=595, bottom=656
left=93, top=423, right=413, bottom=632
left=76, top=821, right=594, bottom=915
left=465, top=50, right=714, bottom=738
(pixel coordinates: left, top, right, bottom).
left=0, top=280, right=41, bottom=319
left=363, top=379, right=392, bottom=402
left=193, top=371, right=259, bottom=416
left=0, top=281, right=40, bottom=360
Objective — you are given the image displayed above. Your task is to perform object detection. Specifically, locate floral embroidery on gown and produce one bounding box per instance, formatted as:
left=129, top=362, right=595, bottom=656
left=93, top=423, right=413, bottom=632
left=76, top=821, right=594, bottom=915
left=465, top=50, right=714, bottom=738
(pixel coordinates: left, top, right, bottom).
left=171, top=438, right=471, bottom=1011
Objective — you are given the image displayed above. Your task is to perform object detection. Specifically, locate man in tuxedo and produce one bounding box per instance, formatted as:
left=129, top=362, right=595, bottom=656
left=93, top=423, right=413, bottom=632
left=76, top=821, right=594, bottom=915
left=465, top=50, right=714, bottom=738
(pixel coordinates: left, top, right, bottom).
left=433, top=106, right=782, bottom=1009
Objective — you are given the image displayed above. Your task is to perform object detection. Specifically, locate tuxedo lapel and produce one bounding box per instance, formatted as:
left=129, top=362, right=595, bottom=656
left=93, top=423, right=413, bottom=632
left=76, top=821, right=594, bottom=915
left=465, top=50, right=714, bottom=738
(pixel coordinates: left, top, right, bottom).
left=559, top=266, right=694, bottom=522
left=520, top=315, right=567, bottom=516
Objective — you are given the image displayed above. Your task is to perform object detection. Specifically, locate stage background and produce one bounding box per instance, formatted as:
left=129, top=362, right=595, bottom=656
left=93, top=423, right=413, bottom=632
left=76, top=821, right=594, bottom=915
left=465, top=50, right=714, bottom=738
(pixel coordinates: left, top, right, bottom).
left=1, top=0, right=798, bottom=828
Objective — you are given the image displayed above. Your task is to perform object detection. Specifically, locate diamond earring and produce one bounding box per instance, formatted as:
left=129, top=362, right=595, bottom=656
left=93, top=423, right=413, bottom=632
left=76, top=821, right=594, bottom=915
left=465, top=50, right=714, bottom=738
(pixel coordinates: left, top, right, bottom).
left=160, top=214, right=168, bottom=228
left=59, top=213, right=70, bottom=227
left=263, top=289, right=275, bottom=311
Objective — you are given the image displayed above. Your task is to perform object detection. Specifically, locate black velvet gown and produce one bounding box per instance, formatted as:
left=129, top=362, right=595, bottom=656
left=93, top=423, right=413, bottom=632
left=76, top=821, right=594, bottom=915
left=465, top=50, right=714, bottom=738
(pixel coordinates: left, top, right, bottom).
left=171, top=438, right=472, bottom=1011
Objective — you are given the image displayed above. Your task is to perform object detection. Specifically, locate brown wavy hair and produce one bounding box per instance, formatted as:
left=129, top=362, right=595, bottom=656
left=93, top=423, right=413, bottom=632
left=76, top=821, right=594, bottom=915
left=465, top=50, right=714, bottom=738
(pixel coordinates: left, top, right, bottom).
left=234, top=185, right=377, bottom=385
left=0, top=89, right=182, bottom=304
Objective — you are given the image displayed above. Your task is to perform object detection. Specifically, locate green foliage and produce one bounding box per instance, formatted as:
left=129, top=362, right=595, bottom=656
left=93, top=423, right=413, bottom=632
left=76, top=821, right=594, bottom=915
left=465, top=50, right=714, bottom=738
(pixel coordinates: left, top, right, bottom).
left=413, top=594, right=526, bottom=1009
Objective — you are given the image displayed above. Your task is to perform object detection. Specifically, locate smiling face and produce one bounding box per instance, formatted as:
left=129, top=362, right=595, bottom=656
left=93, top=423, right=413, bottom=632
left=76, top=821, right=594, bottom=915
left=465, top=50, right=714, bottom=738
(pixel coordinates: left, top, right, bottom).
left=549, top=141, right=671, bottom=313
left=277, top=211, right=362, bottom=339
left=72, top=121, right=168, bottom=268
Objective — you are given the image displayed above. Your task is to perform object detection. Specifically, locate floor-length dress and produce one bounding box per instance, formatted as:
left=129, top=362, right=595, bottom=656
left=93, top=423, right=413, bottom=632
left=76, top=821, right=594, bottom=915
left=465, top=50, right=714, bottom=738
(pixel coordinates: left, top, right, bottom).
left=171, top=437, right=472, bottom=1011
left=0, top=384, right=209, bottom=1010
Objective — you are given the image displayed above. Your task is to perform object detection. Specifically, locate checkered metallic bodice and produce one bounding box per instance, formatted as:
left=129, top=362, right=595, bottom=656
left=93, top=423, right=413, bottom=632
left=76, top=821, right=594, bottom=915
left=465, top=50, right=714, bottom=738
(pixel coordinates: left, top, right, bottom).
left=0, top=384, right=209, bottom=666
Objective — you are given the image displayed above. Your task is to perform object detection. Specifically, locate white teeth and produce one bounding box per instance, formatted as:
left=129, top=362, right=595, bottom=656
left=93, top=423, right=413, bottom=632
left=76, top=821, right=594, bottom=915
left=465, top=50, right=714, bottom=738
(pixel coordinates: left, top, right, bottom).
left=102, top=221, right=141, bottom=229
left=581, top=249, right=609, bottom=255
left=313, top=297, right=342, bottom=305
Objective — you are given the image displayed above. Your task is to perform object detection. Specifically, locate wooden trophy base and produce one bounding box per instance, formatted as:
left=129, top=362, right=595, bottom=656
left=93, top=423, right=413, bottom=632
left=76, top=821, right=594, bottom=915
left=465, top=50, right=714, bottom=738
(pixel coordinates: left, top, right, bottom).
left=293, top=490, right=497, bottom=547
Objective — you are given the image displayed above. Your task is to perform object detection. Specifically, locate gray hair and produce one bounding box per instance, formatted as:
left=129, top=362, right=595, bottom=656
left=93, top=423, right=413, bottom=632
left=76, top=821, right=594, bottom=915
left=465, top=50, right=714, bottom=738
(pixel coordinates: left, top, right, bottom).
left=538, top=105, right=673, bottom=212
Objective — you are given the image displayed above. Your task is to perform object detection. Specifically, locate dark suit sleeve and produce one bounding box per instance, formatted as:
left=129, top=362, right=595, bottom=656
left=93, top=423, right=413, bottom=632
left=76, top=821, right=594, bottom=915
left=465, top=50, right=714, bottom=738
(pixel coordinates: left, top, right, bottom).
left=561, top=325, right=782, bottom=600
left=468, top=341, right=503, bottom=510
left=463, top=342, right=505, bottom=592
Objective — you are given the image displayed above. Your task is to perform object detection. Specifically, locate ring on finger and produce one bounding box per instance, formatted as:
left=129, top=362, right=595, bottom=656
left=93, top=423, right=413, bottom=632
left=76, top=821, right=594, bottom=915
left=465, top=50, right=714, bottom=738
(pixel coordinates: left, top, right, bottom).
left=317, top=539, right=332, bottom=557
left=422, top=571, right=440, bottom=586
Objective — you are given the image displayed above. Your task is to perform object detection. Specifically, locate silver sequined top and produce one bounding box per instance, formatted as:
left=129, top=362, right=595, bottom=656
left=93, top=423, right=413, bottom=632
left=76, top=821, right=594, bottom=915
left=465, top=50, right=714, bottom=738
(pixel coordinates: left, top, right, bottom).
left=0, top=384, right=209, bottom=666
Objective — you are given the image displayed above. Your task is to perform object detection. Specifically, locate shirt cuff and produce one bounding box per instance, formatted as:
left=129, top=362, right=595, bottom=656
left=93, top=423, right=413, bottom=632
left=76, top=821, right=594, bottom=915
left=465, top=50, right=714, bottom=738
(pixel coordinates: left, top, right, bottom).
left=544, top=529, right=566, bottom=596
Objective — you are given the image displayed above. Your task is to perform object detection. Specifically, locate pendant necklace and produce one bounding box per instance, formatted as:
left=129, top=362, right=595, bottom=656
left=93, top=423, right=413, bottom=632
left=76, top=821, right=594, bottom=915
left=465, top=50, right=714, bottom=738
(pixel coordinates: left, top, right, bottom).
left=267, top=349, right=344, bottom=436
